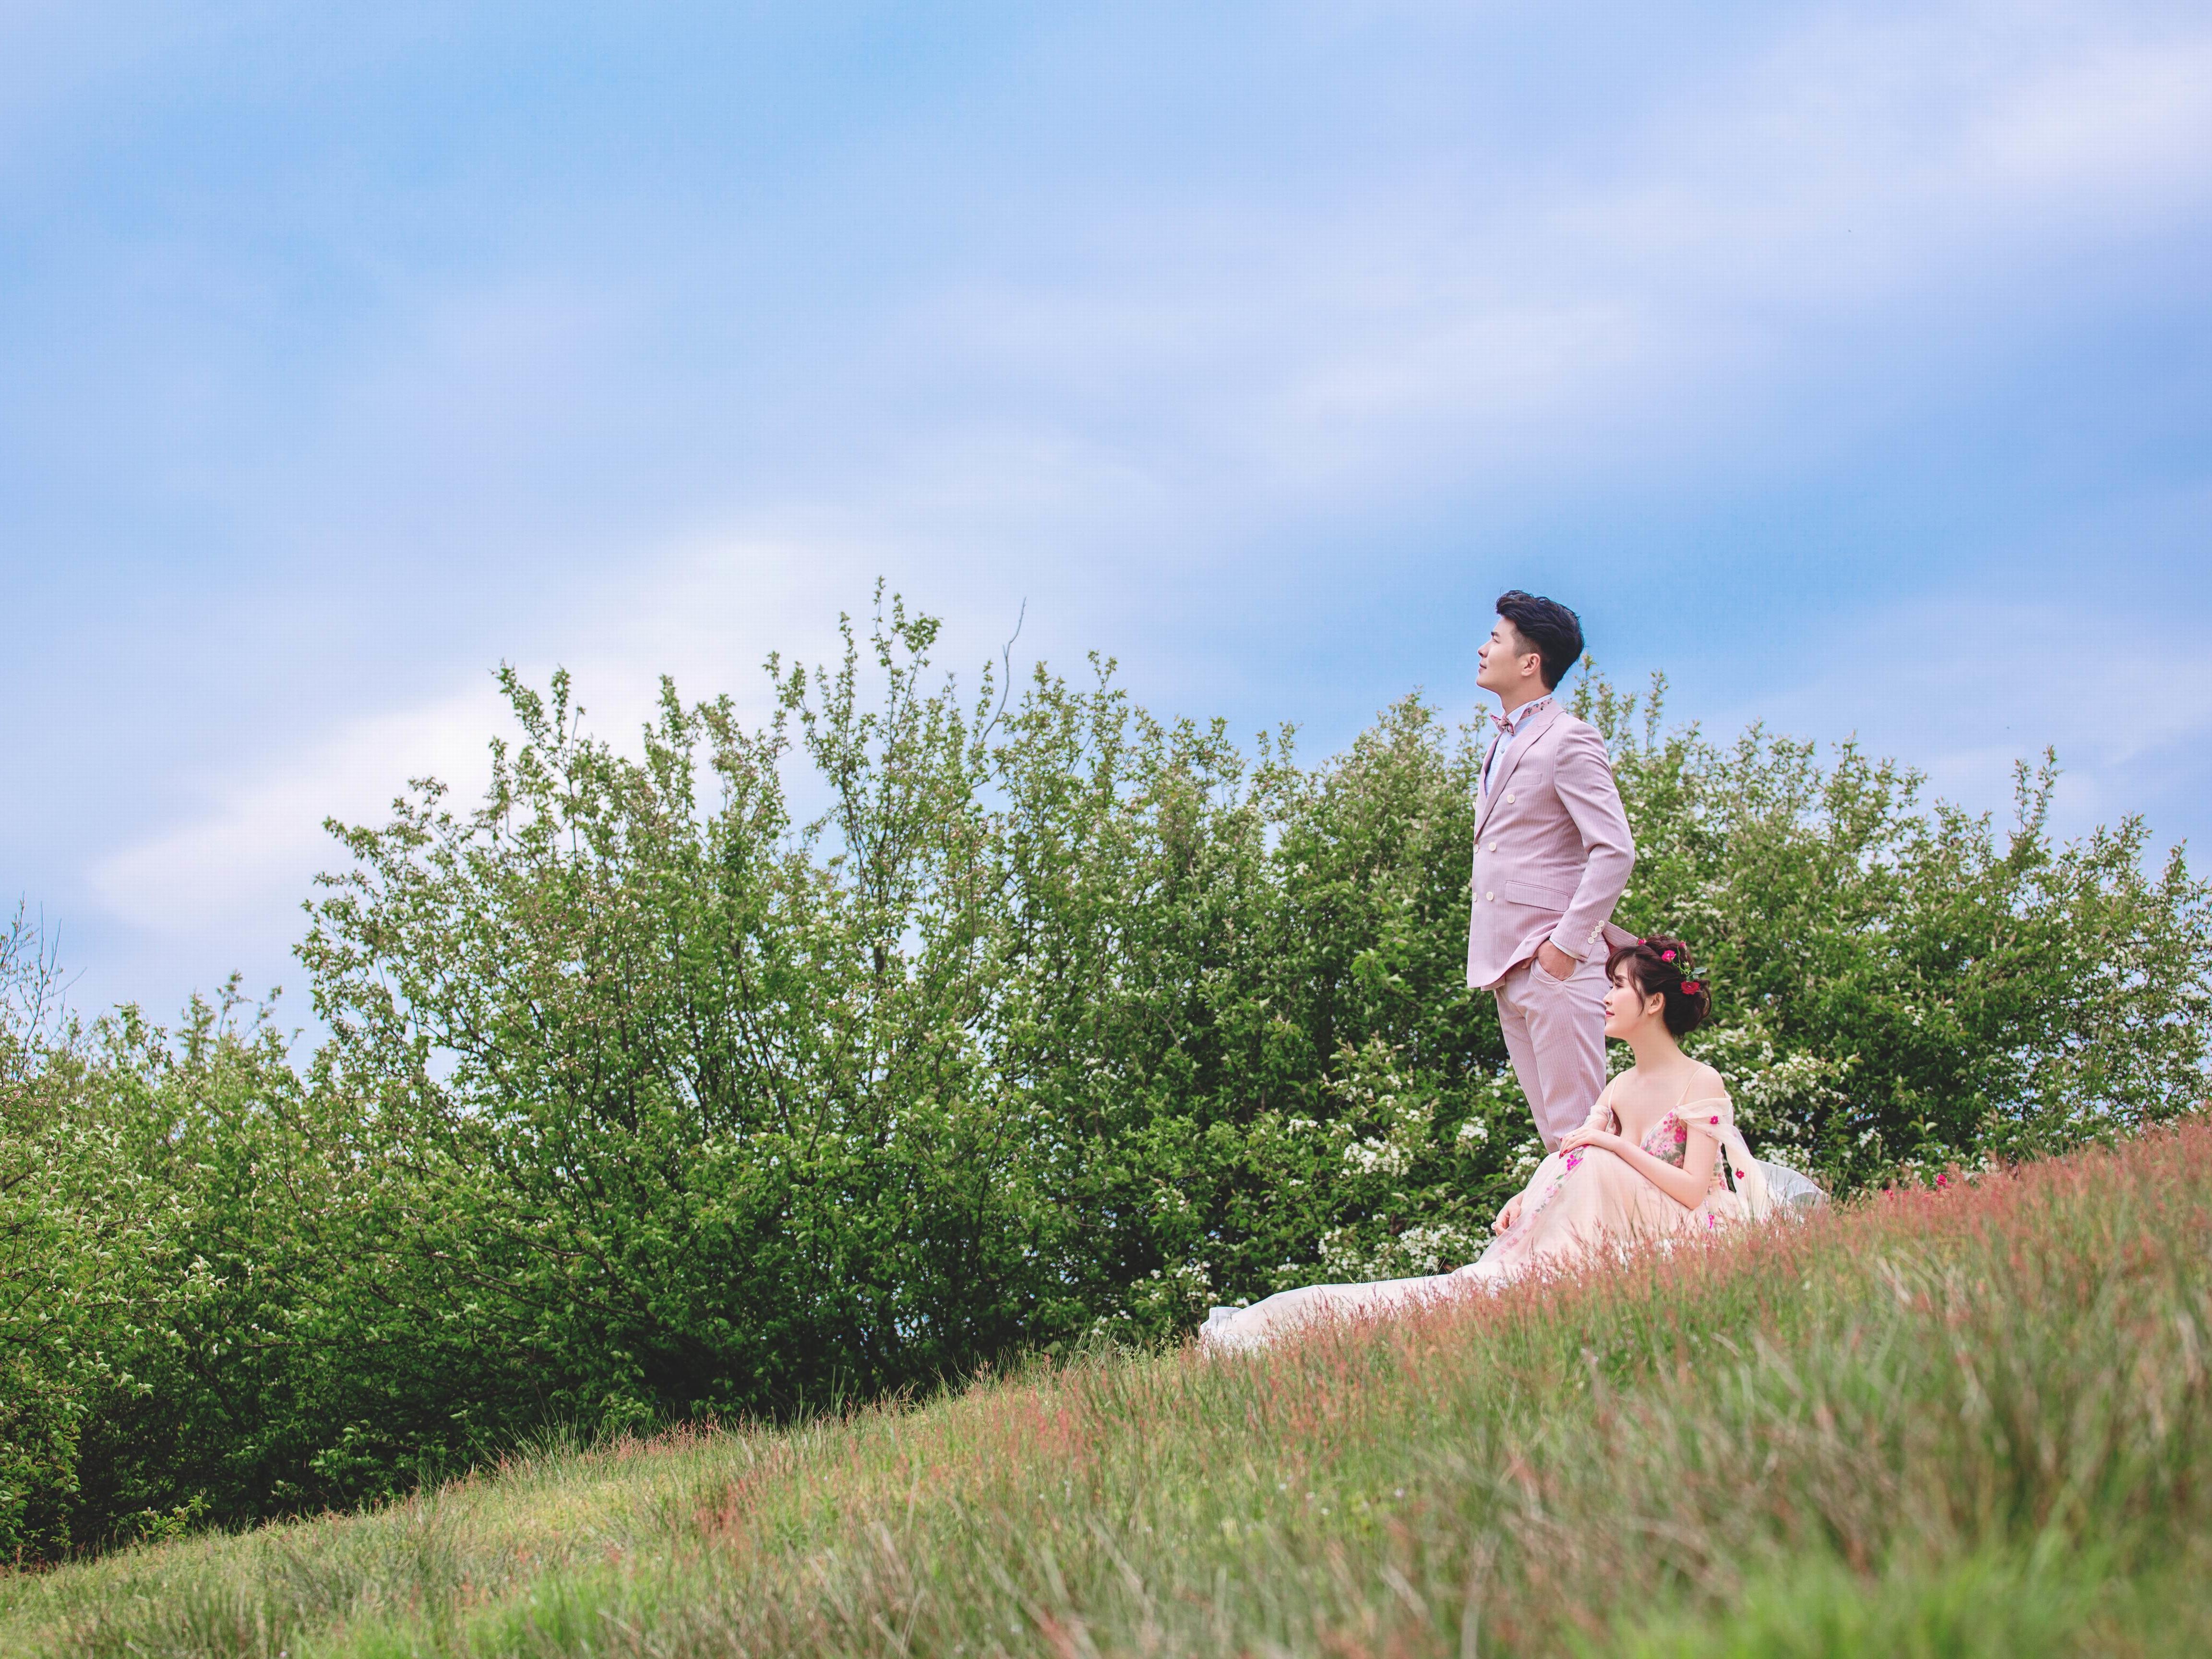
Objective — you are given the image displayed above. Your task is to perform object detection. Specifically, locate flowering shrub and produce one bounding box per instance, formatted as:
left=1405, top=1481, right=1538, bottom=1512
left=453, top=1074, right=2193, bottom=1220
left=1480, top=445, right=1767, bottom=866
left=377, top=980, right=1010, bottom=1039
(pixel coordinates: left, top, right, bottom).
left=4, top=594, right=2207, bottom=1557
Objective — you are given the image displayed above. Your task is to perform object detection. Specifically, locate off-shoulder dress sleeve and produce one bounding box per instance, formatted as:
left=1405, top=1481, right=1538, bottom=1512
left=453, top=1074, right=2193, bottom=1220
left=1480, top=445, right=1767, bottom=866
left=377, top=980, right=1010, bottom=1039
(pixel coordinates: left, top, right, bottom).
left=1678, top=1093, right=1775, bottom=1222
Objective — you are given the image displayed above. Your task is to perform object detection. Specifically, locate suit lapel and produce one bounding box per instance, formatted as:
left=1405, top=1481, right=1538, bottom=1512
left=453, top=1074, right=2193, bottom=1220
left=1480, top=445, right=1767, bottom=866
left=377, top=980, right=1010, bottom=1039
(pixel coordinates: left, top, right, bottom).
left=1475, top=701, right=1563, bottom=836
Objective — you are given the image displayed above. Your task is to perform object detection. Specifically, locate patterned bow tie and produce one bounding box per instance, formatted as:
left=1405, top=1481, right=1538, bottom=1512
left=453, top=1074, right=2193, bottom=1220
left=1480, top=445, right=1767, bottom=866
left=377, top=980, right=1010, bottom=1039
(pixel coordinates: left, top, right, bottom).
left=1491, top=696, right=1550, bottom=735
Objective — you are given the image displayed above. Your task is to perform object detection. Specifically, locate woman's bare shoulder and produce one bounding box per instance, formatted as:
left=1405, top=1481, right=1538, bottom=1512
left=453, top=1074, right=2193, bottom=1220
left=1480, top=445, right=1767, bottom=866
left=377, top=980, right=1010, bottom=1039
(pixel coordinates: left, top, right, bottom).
left=1684, top=1060, right=1729, bottom=1098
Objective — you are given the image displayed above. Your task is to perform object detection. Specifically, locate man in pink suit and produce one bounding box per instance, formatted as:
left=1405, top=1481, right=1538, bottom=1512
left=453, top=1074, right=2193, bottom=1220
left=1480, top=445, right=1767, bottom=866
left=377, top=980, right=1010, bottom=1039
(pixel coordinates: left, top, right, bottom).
left=1468, top=591, right=1638, bottom=1150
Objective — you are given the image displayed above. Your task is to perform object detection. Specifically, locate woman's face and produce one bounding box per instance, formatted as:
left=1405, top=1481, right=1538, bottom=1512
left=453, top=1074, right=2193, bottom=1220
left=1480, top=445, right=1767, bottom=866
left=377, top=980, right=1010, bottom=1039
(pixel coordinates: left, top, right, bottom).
left=1602, top=963, right=1663, bottom=1039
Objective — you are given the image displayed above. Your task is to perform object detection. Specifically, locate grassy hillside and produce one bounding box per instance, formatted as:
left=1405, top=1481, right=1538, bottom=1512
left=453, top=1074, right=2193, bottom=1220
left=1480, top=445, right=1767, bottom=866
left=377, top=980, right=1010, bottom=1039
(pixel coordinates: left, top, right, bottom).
left=5, top=1121, right=2210, bottom=1659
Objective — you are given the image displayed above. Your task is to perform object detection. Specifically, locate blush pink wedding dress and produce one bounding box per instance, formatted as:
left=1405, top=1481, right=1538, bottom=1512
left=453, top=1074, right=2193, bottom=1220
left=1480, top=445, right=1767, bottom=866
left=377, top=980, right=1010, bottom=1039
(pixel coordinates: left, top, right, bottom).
left=1199, top=1075, right=1772, bottom=1353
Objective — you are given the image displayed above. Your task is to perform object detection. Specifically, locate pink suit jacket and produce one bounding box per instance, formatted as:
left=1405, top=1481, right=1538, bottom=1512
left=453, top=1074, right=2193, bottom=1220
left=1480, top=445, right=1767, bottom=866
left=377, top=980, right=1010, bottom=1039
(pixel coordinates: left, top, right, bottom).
left=1466, top=702, right=1638, bottom=990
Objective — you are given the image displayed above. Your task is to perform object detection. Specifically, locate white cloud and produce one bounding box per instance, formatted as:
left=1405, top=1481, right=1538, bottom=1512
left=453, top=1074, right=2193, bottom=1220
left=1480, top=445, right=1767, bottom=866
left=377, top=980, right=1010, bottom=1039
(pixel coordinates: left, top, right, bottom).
left=89, top=680, right=512, bottom=936
left=84, top=533, right=1036, bottom=939
left=1972, top=38, right=2212, bottom=211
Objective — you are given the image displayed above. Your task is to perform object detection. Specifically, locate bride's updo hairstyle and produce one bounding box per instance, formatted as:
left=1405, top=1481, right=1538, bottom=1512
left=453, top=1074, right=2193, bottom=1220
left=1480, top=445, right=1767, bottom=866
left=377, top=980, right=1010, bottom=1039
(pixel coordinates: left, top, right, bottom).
left=1604, top=934, right=1712, bottom=1036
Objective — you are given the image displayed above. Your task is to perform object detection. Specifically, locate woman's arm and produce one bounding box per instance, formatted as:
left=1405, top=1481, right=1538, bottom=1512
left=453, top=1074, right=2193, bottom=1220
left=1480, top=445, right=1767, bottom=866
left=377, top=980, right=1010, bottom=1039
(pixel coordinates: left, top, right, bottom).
left=1557, top=1119, right=1718, bottom=1210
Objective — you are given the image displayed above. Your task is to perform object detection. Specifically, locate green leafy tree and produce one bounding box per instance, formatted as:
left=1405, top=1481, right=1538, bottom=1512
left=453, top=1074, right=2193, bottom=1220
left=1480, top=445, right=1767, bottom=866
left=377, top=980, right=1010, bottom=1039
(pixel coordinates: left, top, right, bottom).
left=298, top=598, right=1060, bottom=1432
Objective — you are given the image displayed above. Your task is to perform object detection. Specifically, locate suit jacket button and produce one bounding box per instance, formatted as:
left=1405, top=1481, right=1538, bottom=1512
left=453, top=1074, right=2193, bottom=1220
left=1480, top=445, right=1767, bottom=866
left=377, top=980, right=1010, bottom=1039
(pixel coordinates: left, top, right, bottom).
left=1485, top=891, right=1495, bottom=902
left=1504, top=793, right=1515, bottom=804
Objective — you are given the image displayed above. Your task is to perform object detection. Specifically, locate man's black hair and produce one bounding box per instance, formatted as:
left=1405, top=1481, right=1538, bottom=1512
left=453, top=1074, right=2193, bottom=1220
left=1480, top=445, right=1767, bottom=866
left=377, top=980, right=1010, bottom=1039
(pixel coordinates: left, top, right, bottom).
left=1494, top=590, right=1585, bottom=690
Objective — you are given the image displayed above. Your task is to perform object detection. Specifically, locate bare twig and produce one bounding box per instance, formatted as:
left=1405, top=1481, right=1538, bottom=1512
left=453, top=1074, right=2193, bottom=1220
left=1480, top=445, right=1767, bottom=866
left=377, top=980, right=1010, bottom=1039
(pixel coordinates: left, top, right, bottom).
left=979, top=598, right=1028, bottom=746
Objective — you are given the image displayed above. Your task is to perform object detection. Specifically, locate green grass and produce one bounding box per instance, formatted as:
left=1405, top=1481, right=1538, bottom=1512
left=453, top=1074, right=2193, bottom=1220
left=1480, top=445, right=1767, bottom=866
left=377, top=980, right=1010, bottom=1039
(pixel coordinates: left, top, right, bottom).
left=6, top=1120, right=2211, bottom=1658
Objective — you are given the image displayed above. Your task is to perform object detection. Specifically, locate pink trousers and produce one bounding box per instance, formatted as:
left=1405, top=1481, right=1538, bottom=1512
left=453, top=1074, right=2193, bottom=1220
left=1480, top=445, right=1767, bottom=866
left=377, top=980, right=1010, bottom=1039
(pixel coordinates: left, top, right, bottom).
left=1493, top=951, right=1609, bottom=1151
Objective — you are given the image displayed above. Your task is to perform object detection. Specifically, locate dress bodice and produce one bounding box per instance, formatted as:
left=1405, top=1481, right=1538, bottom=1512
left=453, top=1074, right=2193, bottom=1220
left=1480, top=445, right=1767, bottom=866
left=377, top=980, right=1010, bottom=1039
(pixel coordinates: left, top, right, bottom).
left=1622, top=1108, right=1728, bottom=1193
left=1635, top=1108, right=1690, bottom=1166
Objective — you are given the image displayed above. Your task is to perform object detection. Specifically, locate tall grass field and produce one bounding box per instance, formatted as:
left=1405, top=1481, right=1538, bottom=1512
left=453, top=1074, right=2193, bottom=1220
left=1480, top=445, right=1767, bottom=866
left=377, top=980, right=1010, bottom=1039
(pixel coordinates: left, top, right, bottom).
left=5, top=1120, right=2209, bottom=1658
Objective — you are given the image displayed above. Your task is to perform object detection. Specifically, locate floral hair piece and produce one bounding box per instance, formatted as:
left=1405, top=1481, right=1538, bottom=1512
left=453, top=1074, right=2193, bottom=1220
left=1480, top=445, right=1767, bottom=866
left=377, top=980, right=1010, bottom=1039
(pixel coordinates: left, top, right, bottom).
left=1681, top=979, right=1703, bottom=996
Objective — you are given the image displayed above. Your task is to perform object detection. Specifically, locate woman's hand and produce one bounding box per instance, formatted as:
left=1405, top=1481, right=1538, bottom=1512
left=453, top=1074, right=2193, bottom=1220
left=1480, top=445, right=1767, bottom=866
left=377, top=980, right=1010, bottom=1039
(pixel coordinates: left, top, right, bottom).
left=1558, top=1123, right=1625, bottom=1158
left=1492, top=1192, right=1524, bottom=1235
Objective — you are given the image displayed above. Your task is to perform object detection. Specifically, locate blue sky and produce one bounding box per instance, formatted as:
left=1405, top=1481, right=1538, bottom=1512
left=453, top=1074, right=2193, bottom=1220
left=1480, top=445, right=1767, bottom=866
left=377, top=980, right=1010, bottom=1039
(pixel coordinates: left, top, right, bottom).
left=5, top=1, right=2209, bottom=1022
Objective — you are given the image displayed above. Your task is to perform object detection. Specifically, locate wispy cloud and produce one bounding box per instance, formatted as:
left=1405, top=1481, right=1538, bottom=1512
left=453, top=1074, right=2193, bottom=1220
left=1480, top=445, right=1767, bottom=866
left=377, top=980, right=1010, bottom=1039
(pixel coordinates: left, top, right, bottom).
left=1739, top=591, right=2212, bottom=846
left=841, top=4, right=2212, bottom=537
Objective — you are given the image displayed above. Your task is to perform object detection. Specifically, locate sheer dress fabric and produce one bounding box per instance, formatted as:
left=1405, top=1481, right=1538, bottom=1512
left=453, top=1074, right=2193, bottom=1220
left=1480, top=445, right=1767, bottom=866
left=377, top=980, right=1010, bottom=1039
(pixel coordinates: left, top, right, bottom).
left=1199, top=1080, right=1769, bottom=1353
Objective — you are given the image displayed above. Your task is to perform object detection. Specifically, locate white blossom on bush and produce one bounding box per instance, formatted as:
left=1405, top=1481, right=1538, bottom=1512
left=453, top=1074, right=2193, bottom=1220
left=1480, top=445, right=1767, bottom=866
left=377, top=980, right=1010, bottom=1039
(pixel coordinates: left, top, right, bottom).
left=1343, top=1136, right=1412, bottom=1178
left=1695, top=1020, right=1853, bottom=1134
left=1318, top=1220, right=1482, bottom=1278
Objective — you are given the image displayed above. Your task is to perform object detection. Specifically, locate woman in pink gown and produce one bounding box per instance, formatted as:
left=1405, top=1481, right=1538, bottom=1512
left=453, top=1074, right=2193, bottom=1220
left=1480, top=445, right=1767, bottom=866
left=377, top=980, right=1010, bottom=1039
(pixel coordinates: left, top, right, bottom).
left=1201, top=935, right=1770, bottom=1352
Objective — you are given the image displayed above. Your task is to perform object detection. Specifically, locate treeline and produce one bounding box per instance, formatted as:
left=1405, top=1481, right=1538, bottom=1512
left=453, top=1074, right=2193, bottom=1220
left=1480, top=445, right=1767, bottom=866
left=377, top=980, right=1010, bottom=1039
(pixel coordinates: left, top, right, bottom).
left=5, top=597, right=2208, bottom=1561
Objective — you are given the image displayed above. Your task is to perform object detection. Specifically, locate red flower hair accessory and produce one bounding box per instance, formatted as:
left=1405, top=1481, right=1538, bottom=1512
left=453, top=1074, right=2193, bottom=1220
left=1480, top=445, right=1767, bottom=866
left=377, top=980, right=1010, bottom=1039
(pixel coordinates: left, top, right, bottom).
left=1660, top=949, right=1676, bottom=962
left=1681, top=979, right=1703, bottom=996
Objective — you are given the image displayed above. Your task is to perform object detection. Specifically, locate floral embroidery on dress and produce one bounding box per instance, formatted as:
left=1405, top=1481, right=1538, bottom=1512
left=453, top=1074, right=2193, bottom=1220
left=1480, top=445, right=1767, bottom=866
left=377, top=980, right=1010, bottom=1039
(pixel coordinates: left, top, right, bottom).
left=1638, top=1110, right=1688, bottom=1166
left=1646, top=1110, right=1733, bottom=1199
left=1507, top=1099, right=1728, bottom=1240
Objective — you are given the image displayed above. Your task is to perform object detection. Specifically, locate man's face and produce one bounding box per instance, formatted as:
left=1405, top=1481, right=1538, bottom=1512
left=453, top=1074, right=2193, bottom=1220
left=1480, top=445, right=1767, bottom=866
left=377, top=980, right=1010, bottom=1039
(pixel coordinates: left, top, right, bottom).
left=1476, top=618, right=1539, bottom=696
